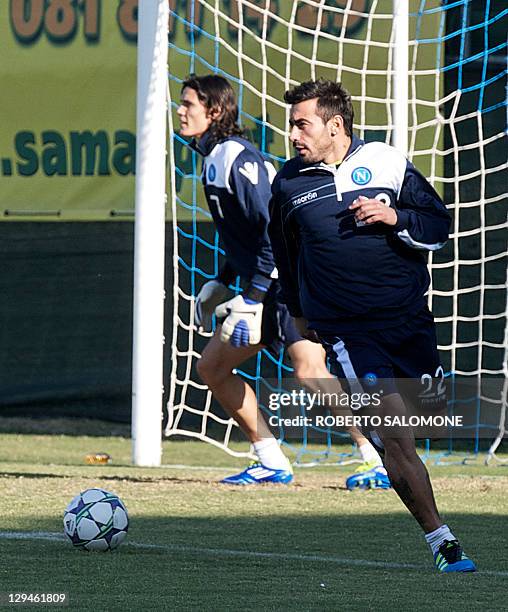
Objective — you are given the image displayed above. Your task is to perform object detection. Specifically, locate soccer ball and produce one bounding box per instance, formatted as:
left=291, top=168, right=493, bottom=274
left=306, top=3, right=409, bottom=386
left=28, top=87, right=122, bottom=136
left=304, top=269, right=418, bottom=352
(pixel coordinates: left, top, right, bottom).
left=63, top=488, right=129, bottom=551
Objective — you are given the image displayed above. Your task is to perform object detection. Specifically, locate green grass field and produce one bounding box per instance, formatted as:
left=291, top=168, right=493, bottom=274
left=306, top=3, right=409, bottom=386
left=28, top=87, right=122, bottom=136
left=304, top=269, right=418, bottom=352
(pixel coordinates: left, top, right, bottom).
left=1, top=418, right=507, bottom=611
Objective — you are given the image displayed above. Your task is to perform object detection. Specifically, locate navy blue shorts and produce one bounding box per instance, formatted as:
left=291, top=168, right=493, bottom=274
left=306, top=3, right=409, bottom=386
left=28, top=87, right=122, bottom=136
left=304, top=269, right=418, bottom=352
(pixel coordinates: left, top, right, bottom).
left=318, top=306, right=445, bottom=410
left=261, top=293, right=302, bottom=356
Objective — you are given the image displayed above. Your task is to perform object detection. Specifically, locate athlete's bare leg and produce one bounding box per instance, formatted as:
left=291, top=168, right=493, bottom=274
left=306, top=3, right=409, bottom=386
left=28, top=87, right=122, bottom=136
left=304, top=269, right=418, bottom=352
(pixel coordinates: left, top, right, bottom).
left=196, top=326, right=272, bottom=442
left=287, top=339, right=374, bottom=449
left=377, top=394, right=442, bottom=532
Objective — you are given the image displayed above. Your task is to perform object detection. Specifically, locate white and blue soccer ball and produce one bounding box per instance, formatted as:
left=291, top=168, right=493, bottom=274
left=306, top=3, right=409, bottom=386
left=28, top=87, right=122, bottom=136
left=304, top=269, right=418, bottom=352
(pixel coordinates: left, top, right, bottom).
left=63, top=488, right=129, bottom=551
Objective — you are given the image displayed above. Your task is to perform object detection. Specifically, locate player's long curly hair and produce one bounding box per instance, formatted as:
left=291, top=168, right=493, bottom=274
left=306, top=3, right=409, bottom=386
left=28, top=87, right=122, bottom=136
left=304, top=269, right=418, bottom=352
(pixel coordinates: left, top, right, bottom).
left=284, top=79, right=354, bottom=137
left=182, top=74, right=244, bottom=144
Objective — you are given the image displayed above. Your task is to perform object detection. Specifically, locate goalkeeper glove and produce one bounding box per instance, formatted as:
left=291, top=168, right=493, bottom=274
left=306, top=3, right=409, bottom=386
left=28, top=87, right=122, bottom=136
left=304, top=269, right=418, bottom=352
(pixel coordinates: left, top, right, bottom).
left=214, top=294, right=264, bottom=347
left=195, top=280, right=229, bottom=331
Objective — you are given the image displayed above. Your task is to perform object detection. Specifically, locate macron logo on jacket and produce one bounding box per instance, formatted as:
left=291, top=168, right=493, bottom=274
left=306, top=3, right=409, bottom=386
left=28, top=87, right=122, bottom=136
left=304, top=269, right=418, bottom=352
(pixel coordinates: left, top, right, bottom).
left=238, top=161, right=259, bottom=185
left=292, top=191, right=319, bottom=207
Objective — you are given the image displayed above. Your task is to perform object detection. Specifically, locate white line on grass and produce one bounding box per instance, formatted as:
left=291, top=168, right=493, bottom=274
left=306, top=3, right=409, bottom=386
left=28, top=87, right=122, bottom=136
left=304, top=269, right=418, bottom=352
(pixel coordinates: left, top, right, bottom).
left=160, top=464, right=234, bottom=471
left=158, top=462, right=359, bottom=470
left=1, top=531, right=506, bottom=578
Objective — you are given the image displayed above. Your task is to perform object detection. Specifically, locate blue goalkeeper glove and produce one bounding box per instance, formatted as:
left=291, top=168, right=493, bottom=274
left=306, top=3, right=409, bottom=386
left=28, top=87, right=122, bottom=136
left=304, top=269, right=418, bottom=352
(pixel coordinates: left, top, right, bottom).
left=195, top=280, right=229, bottom=332
left=214, top=294, right=264, bottom=347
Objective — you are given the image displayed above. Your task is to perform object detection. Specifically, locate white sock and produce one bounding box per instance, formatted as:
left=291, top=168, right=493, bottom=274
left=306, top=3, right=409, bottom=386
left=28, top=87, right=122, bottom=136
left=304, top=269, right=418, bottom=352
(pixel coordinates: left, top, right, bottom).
left=253, top=438, right=291, bottom=471
left=424, top=524, right=456, bottom=555
left=358, top=441, right=383, bottom=466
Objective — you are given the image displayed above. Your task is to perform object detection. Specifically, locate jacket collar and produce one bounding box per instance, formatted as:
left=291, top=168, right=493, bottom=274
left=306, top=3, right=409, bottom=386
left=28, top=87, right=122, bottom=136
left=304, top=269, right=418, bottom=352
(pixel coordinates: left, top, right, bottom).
left=344, top=134, right=364, bottom=160
left=189, top=131, right=217, bottom=157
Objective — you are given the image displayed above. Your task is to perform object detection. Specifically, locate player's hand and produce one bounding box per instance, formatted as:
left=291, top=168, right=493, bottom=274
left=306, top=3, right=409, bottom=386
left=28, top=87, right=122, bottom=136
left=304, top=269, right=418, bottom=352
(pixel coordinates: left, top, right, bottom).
left=195, top=280, right=229, bottom=331
left=294, top=317, right=320, bottom=344
left=215, top=295, right=263, bottom=347
left=350, top=195, right=398, bottom=226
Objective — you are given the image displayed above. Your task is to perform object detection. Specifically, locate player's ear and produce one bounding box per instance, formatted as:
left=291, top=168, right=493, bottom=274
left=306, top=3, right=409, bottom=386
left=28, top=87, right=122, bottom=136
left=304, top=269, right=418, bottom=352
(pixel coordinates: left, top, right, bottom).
left=330, top=114, right=343, bottom=136
left=208, top=105, right=222, bottom=121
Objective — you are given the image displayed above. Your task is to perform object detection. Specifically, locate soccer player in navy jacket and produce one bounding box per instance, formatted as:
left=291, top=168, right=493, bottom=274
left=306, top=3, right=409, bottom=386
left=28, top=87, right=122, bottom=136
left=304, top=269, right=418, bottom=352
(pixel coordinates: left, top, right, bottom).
left=268, top=79, right=476, bottom=572
left=176, top=75, right=387, bottom=486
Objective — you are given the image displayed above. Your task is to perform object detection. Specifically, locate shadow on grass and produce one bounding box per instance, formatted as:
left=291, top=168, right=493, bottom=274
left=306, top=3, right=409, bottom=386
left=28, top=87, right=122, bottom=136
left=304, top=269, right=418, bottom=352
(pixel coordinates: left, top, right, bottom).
left=1, top=511, right=505, bottom=611
left=0, top=416, right=131, bottom=437
left=0, top=469, right=210, bottom=486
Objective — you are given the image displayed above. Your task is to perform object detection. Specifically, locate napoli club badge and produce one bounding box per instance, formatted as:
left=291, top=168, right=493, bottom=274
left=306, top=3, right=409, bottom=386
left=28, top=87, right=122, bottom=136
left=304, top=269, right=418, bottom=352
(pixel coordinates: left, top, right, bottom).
left=351, top=167, right=372, bottom=185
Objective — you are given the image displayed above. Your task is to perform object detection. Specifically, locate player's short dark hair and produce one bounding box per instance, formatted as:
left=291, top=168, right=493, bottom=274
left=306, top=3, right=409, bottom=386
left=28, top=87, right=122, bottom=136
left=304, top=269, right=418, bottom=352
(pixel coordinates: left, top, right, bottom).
left=182, top=74, right=244, bottom=143
left=284, top=79, right=354, bottom=137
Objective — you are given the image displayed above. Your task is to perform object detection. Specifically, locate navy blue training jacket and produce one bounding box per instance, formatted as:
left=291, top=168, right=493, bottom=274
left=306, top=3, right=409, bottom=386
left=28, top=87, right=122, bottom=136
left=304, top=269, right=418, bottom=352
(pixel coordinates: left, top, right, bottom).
left=268, top=136, right=451, bottom=333
left=192, top=132, right=277, bottom=291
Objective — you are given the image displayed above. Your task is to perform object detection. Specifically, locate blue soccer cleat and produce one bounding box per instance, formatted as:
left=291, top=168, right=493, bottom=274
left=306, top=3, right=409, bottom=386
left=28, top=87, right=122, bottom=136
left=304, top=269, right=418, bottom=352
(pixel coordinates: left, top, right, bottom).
left=434, top=540, right=477, bottom=573
left=346, top=462, right=391, bottom=490
left=220, top=462, right=293, bottom=485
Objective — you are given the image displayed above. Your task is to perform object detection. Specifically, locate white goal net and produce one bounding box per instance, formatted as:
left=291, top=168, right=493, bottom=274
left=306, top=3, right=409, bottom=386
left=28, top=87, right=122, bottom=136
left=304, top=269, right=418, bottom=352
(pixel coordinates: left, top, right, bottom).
left=164, top=0, right=507, bottom=463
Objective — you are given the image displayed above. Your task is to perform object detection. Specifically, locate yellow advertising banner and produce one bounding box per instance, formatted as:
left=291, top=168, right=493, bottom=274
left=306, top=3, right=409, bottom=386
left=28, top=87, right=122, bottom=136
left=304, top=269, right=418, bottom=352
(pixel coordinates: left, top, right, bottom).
left=0, top=0, right=137, bottom=220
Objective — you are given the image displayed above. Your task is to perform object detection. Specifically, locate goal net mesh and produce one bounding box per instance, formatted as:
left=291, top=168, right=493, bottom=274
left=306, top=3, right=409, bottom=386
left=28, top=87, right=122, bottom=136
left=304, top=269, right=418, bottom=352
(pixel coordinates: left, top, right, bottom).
left=165, top=0, right=507, bottom=464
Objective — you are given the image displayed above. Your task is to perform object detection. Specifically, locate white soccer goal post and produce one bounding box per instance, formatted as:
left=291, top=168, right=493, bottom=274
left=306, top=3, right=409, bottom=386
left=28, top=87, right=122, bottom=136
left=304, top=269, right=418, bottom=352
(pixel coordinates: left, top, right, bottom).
left=134, top=0, right=508, bottom=466
left=132, top=0, right=169, bottom=467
